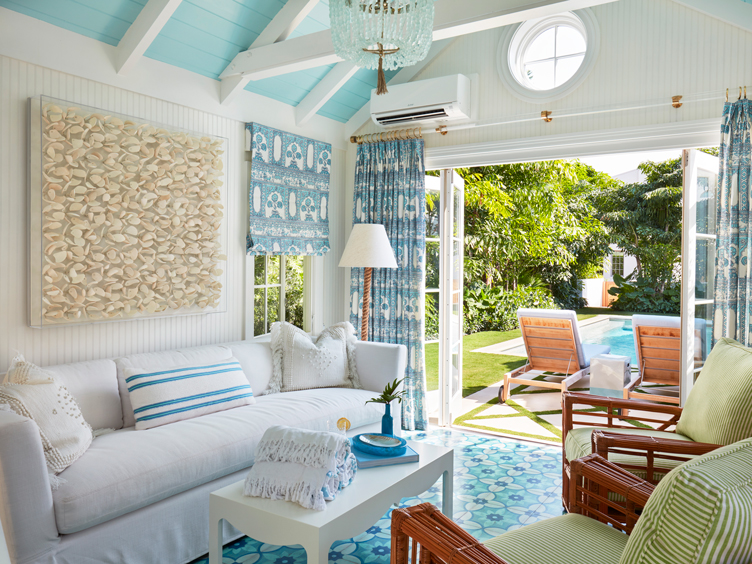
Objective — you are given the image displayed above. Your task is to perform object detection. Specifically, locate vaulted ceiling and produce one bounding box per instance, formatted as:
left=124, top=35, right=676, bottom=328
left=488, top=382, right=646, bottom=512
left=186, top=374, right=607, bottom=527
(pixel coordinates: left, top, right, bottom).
left=3, top=0, right=751, bottom=131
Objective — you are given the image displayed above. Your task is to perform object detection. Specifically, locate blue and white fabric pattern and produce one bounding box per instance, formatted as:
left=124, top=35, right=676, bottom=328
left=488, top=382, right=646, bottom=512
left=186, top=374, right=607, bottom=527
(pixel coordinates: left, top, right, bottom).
left=349, top=140, right=427, bottom=431
left=124, top=358, right=255, bottom=430
left=246, top=123, right=331, bottom=256
left=714, top=99, right=752, bottom=345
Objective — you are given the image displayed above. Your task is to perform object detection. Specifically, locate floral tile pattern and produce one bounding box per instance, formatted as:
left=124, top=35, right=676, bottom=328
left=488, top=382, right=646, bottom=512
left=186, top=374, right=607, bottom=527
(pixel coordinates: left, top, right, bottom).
left=191, top=429, right=563, bottom=564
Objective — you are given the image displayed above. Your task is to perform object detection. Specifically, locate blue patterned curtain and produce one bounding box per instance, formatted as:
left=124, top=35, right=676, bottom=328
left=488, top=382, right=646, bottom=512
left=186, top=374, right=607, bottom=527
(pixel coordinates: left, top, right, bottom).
left=714, top=99, right=752, bottom=344
left=349, top=140, right=427, bottom=431
left=246, top=123, right=331, bottom=256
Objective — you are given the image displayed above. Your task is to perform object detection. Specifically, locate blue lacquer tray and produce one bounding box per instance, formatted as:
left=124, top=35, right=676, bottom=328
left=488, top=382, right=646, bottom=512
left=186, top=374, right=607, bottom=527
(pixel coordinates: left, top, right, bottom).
left=352, top=433, right=407, bottom=457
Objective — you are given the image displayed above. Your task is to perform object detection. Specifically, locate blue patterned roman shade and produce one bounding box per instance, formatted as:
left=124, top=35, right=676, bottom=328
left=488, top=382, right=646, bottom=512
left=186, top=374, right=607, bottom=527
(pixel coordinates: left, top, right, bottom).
left=246, top=123, right=331, bottom=256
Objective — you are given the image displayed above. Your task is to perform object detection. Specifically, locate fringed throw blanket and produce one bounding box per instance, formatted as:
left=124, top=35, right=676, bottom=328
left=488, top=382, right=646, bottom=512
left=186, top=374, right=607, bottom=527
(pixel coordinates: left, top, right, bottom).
left=244, top=425, right=357, bottom=511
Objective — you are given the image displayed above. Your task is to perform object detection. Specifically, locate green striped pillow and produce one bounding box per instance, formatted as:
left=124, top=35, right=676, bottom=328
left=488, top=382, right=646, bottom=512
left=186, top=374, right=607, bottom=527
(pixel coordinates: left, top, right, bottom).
left=676, top=337, right=752, bottom=445
left=620, top=437, right=752, bottom=564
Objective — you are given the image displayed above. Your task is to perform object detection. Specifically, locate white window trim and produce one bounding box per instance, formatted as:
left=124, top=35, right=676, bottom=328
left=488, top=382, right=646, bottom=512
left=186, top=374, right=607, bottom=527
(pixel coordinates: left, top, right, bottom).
left=497, top=9, right=600, bottom=104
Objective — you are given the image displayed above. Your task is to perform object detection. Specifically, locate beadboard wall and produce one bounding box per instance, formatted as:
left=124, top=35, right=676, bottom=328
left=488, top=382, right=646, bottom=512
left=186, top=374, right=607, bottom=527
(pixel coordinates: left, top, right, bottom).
left=355, top=0, right=752, bottom=152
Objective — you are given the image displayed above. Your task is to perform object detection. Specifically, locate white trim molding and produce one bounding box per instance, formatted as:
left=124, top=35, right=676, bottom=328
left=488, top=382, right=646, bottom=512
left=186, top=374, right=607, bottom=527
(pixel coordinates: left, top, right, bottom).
left=424, top=118, right=720, bottom=169
left=116, top=0, right=182, bottom=75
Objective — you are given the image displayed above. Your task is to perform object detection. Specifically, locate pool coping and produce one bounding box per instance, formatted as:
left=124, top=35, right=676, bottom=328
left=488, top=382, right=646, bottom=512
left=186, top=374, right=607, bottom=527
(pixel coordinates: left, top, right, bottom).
left=471, top=314, right=633, bottom=355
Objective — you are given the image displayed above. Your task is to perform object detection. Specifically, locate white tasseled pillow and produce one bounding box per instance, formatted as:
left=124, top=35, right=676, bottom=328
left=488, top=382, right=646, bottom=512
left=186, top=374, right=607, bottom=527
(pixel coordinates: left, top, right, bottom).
left=124, top=356, right=255, bottom=430
left=267, top=321, right=361, bottom=394
left=0, top=355, right=93, bottom=473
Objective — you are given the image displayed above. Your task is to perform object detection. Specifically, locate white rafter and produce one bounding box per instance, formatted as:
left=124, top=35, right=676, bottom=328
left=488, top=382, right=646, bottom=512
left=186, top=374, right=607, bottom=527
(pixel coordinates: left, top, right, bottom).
left=295, top=61, right=359, bottom=126
left=220, top=0, right=319, bottom=105
left=115, top=0, right=182, bottom=75
left=344, top=39, right=454, bottom=139
left=671, top=0, right=752, bottom=33
left=220, top=0, right=619, bottom=82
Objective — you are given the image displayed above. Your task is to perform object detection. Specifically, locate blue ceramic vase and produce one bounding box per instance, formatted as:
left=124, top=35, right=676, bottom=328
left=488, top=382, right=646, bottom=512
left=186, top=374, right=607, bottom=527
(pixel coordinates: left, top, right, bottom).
left=381, top=403, right=393, bottom=436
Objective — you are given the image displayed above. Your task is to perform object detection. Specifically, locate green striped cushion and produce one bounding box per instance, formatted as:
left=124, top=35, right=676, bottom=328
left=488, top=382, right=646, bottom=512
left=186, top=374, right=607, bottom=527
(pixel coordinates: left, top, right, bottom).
left=620, top=437, right=752, bottom=564
left=676, top=337, right=752, bottom=445
left=485, top=514, right=627, bottom=564
left=565, top=427, right=694, bottom=480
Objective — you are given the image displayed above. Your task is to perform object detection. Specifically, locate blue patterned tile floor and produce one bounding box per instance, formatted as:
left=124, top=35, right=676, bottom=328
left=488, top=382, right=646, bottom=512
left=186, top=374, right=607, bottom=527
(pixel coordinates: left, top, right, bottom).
left=191, top=429, right=562, bottom=564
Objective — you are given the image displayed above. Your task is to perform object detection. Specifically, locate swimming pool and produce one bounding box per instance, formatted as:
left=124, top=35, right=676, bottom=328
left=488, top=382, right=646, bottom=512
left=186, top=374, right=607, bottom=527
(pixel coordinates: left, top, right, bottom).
left=503, top=317, right=638, bottom=363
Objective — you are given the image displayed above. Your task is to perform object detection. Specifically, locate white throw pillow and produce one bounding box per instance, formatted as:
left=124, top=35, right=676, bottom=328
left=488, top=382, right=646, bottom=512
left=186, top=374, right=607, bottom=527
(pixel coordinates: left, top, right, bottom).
left=0, top=356, right=93, bottom=473
left=125, top=356, right=255, bottom=430
left=268, top=321, right=361, bottom=394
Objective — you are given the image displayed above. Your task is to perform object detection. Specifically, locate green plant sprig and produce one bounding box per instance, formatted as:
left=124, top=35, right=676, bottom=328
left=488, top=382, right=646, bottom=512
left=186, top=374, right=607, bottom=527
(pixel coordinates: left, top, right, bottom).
left=365, top=378, right=406, bottom=405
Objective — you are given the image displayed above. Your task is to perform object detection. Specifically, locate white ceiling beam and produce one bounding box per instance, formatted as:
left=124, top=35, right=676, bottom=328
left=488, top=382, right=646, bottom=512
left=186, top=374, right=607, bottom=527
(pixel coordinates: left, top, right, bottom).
left=116, top=0, right=182, bottom=75
left=344, top=39, right=455, bottom=138
left=295, top=62, right=359, bottom=126
left=220, top=0, right=319, bottom=104
left=220, top=0, right=618, bottom=81
left=671, top=0, right=752, bottom=33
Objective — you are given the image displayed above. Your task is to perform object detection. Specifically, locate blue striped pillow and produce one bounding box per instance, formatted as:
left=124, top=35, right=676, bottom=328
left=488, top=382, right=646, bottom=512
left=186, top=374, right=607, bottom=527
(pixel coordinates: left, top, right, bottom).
left=124, top=358, right=255, bottom=430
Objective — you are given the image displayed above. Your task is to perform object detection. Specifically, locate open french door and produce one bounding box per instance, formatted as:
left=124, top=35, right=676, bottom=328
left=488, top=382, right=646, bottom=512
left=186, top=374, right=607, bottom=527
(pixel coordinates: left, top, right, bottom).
left=680, top=149, right=718, bottom=404
left=438, top=170, right=464, bottom=426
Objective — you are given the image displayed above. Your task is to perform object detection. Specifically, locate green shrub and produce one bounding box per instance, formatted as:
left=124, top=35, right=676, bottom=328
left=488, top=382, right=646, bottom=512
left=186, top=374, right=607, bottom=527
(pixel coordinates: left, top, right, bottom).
left=551, top=279, right=586, bottom=310
left=464, top=284, right=557, bottom=334
left=608, top=274, right=680, bottom=314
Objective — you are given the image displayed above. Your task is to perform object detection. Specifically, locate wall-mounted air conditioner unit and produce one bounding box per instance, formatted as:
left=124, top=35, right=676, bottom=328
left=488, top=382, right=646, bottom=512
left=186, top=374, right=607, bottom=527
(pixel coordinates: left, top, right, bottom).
left=370, top=74, right=472, bottom=128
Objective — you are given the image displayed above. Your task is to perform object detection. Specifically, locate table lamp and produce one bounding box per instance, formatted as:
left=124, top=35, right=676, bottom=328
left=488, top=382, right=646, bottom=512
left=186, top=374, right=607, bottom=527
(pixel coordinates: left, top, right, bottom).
left=339, top=223, right=398, bottom=340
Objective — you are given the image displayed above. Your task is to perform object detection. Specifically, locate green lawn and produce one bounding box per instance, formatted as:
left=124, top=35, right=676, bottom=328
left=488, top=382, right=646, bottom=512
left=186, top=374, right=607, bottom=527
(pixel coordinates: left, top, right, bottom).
left=426, top=312, right=599, bottom=397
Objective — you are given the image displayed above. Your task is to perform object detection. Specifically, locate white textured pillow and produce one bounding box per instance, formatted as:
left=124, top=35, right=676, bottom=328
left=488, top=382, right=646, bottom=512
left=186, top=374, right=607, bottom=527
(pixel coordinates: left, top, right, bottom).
left=125, top=356, right=255, bottom=430
left=0, top=356, right=93, bottom=473
left=268, top=321, right=361, bottom=394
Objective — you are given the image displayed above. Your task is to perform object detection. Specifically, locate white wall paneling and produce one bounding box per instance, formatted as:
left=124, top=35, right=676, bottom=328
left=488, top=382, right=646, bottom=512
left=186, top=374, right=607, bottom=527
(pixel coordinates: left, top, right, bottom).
left=354, top=0, right=752, bottom=153
left=0, top=54, right=249, bottom=370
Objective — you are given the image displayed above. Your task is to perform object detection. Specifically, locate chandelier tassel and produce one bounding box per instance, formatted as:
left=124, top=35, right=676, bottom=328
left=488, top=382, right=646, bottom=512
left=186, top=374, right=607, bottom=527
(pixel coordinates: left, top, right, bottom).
left=377, top=54, right=388, bottom=95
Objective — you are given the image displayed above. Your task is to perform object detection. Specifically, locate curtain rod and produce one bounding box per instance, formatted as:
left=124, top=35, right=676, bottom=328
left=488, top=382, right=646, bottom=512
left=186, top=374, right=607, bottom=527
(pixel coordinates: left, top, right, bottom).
left=350, top=127, right=423, bottom=144
left=352, top=88, right=745, bottom=142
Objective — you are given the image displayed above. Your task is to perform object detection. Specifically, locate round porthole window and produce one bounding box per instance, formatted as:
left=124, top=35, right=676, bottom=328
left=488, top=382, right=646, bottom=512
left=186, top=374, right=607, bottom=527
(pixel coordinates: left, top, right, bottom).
left=498, top=10, right=599, bottom=103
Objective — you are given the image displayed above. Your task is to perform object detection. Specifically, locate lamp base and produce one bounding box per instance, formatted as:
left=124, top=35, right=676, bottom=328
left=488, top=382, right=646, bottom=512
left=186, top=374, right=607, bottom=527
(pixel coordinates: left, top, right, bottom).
left=361, top=266, right=371, bottom=341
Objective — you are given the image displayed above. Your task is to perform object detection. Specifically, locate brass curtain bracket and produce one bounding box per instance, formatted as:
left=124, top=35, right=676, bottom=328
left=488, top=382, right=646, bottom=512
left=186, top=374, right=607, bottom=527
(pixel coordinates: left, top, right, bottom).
left=671, top=95, right=683, bottom=108
left=541, top=110, right=553, bottom=123
left=436, top=125, right=448, bottom=135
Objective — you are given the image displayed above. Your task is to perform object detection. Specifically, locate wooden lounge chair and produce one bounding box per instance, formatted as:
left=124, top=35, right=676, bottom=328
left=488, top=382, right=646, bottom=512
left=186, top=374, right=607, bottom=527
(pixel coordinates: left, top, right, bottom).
left=501, top=309, right=610, bottom=403
left=626, top=315, right=708, bottom=407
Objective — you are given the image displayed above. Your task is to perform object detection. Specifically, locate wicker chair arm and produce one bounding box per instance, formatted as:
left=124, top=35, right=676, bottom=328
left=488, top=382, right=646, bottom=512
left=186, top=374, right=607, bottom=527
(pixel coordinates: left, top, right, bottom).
left=569, top=453, right=655, bottom=533
left=391, top=503, right=510, bottom=564
left=592, top=430, right=721, bottom=458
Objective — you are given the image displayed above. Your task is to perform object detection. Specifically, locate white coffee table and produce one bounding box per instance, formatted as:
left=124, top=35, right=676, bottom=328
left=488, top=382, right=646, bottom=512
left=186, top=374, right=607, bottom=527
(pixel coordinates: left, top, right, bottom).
left=208, top=440, right=453, bottom=564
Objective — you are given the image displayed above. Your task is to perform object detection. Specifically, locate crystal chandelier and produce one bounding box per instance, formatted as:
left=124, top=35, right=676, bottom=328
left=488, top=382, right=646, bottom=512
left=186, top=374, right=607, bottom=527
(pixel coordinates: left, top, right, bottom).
left=330, top=0, right=434, bottom=95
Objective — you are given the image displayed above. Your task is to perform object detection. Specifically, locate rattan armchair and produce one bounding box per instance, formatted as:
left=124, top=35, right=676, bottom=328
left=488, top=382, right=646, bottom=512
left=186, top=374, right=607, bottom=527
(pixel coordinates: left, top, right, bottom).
left=560, top=391, right=697, bottom=511
left=391, top=454, right=653, bottom=564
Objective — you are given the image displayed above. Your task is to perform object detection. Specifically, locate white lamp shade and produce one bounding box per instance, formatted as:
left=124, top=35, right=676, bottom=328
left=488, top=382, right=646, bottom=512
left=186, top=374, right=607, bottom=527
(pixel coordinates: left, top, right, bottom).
left=338, top=224, right=398, bottom=268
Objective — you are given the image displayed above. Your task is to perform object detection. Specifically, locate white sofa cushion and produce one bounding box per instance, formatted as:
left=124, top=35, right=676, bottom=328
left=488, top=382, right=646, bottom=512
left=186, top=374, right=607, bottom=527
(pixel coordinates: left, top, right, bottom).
left=225, top=341, right=274, bottom=395
left=45, top=359, right=122, bottom=430
left=125, top=357, right=255, bottom=430
left=52, top=388, right=385, bottom=534
left=116, top=345, right=233, bottom=428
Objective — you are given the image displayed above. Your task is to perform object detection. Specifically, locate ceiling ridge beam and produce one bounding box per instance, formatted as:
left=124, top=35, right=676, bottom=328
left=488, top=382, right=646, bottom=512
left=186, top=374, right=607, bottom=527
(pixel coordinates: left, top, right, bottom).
left=116, top=0, right=182, bottom=75
left=295, top=61, right=359, bottom=126
left=344, top=38, right=455, bottom=139
left=220, top=0, right=619, bottom=82
left=220, top=0, right=319, bottom=105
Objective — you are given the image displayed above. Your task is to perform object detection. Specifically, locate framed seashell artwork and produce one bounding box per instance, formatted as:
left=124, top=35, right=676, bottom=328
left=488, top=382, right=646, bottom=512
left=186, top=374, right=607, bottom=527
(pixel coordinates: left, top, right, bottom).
left=28, top=96, right=228, bottom=327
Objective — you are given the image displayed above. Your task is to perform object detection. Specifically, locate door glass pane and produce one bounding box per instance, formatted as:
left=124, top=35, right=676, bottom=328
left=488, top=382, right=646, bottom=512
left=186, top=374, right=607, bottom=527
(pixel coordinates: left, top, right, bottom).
left=426, top=241, right=440, bottom=290
left=451, top=343, right=460, bottom=397
left=453, top=187, right=463, bottom=238
left=426, top=191, right=441, bottom=238
left=425, top=292, right=440, bottom=341
left=696, top=240, right=715, bottom=301
left=285, top=256, right=304, bottom=328
left=694, top=303, right=713, bottom=365
left=254, top=289, right=265, bottom=336
left=696, top=174, right=716, bottom=235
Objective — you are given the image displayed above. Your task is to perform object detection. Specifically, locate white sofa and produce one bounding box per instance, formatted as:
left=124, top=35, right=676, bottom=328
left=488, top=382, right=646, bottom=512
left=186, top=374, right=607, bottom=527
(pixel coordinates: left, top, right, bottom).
left=0, top=339, right=407, bottom=564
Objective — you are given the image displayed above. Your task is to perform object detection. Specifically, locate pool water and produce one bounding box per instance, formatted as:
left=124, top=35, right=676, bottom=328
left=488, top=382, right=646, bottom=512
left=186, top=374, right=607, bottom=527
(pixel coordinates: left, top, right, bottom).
left=503, top=318, right=637, bottom=364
